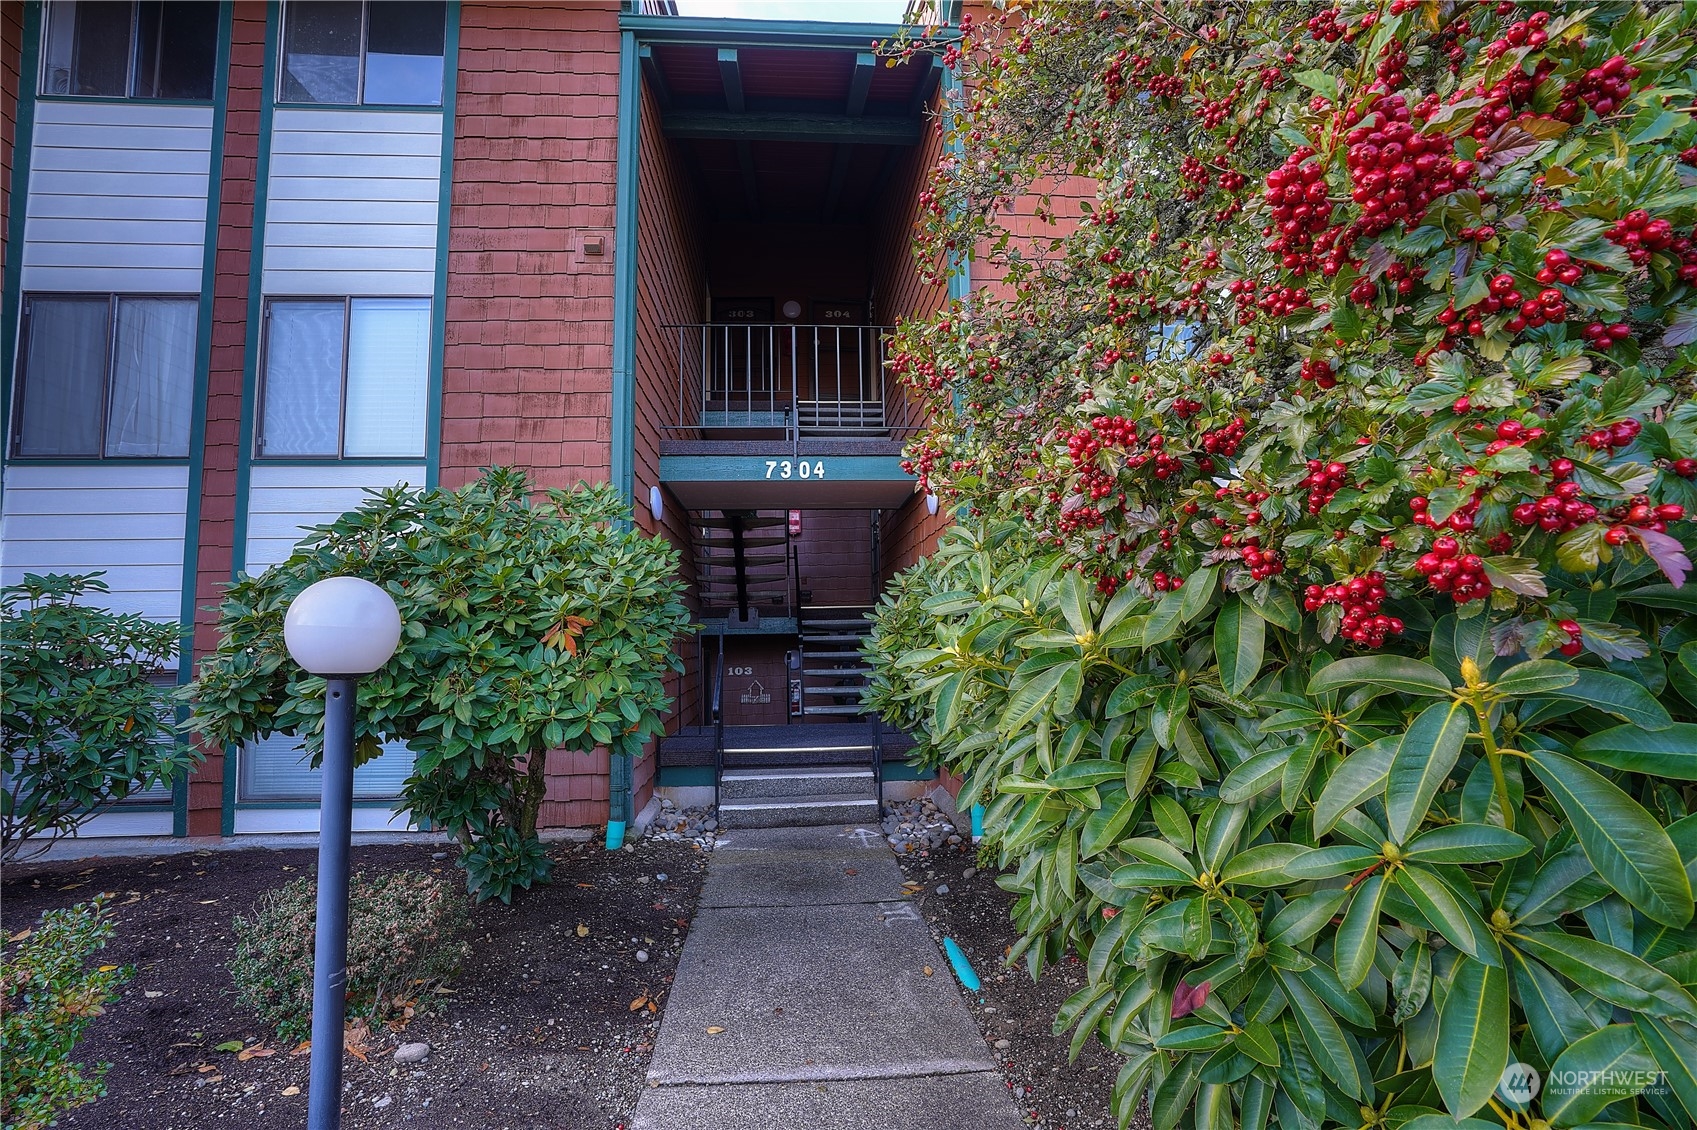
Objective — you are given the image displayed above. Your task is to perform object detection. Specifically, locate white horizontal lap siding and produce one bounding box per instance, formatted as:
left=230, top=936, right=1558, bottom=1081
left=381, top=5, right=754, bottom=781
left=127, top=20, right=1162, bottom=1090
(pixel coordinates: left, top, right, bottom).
left=242, top=463, right=424, bottom=573
left=262, top=109, right=443, bottom=297
left=0, top=465, right=190, bottom=629
left=22, top=102, right=213, bottom=293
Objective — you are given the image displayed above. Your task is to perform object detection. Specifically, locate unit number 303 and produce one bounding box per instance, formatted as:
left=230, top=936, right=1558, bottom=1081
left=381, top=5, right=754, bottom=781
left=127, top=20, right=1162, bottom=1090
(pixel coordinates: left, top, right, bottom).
left=764, top=460, right=826, bottom=479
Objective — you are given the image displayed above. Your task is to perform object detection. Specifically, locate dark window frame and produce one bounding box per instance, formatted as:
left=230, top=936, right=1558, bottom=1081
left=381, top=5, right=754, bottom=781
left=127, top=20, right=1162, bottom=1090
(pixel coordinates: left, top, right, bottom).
left=276, top=0, right=447, bottom=108
left=38, top=0, right=218, bottom=101
left=9, top=291, right=199, bottom=461
left=254, top=295, right=432, bottom=460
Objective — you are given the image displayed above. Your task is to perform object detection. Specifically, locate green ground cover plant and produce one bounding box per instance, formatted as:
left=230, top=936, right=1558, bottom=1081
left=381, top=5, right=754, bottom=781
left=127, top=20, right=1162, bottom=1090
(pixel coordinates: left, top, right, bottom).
left=868, top=3, right=1697, bottom=1127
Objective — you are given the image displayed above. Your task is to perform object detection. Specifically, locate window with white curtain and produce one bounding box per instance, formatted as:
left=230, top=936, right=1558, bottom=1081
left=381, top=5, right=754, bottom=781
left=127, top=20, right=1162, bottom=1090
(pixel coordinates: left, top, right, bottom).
left=11, top=294, right=197, bottom=459
left=257, top=297, right=430, bottom=459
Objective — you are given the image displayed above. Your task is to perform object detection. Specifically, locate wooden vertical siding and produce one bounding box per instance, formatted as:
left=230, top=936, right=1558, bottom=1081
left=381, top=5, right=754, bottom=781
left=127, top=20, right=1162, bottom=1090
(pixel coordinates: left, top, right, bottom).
left=795, top=510, right=875, bottom=607
left=21, top=101, right=213, bottom=292
left=440, top=2, right=621, bottom=496
left=185, top=0, right=268, bottom=837
left=262, top=108, right=442, bottom=297
left=632, top=70, right=708, bottom=818
left=0, top=465, right=190, bottom=623
left=872, top=98, right=951, bottom=582
left=241, top=464, right=425, bottom=571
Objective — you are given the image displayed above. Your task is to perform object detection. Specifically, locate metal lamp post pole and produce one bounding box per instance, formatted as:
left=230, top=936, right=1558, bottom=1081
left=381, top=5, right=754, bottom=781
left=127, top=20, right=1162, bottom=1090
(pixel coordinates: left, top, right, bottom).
left=307, top=676, right=357, bottom=1130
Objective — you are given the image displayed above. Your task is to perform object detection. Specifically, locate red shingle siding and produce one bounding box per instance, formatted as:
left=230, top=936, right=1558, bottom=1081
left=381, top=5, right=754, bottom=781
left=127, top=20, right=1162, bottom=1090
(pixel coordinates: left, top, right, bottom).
left=1, top=1, right=20, bottom=281
left=873, top=98, right=951, bottom=580
left=185, top=1, right=267, bottom=836
left=442, top=2, right=622, bottom=494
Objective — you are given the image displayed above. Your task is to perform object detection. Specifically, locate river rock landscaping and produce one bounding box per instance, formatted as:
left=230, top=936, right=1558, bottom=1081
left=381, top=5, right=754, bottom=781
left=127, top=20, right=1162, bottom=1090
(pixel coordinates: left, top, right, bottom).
left=1, top=836, right=707, bottom=1130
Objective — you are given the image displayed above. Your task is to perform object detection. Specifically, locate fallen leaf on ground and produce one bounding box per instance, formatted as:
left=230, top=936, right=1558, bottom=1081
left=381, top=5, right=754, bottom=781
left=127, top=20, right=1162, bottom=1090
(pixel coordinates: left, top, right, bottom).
left=289, top=1041, right=312, bottom=1057
left=5, top=929, right=29, bottom=942
left=282, top=1086, right=301, bottom=1096
left=98, top=964, right=119, bottom=972
left=144, top=991, right=163, bottom=999
left=646, top=1001, right=657, bottom=1014
left=924, top=966, right=934, bottom=976
left=706, top=1026, right=725, bottom=1035
left=576, top=924, right=590, bottom=937
left=844, top=868, right=858, bottom=876
left=629, top=996, right=648, bottom=1011
left=198, top=1065, right=218, bottom=1073
left=237, top=1047, right=276, bottom=1062
left=214, top=1041, right=244, bottom=1053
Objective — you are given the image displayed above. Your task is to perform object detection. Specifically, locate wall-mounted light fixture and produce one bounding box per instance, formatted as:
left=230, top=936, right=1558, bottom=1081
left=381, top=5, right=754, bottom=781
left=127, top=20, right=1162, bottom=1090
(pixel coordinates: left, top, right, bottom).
left=781, top=299, right=802, bottom=320
left=649, top=485, right=665, bottom=523
left=926, top=493, right=939, bottom=516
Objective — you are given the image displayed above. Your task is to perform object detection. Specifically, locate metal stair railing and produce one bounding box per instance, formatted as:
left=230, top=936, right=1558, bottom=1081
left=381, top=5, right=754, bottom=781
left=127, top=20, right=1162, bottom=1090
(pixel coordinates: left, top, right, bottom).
left=711, top=635, right=726, bottom=818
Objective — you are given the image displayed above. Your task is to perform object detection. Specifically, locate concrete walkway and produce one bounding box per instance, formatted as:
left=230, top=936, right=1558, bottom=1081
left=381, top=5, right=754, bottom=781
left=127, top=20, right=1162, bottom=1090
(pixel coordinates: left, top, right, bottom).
left=632, top=824, right=1023, bottom=1130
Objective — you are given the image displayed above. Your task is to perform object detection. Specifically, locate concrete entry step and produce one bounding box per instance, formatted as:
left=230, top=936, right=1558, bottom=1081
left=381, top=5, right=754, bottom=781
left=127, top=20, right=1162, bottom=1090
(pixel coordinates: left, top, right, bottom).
left=718, top=792, right=879, bottom=829
left=720, top=766, right=873, bottom=801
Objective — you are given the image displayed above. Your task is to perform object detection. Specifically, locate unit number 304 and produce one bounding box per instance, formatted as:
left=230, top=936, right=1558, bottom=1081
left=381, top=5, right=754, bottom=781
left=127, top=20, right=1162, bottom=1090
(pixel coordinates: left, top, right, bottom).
left=764, top=460, right=825, bottom=479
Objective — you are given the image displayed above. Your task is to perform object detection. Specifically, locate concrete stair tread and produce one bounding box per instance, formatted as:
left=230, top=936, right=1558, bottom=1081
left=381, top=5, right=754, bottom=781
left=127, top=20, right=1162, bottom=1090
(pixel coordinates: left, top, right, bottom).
left=802, top=704, right=870, bottom=715
left=721, top=766, right=872, bottom=779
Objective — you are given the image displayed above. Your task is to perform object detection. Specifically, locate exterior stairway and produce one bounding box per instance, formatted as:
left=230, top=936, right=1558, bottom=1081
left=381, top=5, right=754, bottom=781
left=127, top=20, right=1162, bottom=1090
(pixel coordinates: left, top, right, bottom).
left=695, top=511, right=791, bottom=623
left=798, top=605, right=874, bottom=717
left=717, top=765, right=879, bottom=829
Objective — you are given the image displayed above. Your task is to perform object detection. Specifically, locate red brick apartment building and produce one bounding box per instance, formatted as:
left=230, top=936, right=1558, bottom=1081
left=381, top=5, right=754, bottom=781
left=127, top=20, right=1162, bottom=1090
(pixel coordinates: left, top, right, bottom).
left=0, top=0, right=968, bottom=840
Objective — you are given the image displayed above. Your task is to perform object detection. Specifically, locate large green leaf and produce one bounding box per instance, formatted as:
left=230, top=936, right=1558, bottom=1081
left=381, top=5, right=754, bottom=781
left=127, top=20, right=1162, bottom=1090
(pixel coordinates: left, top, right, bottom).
left=1508, top=948, right=1594, bottom=1062
left=1632, top=1015, right=1697, bottom=1125
left=1570, top=723, right=1697, bottom=779
left=1404, top=823, right=1533, bottom=864
left=1510, top=929, right=1697, bottom=1023
left=1214, top=597, right=1265, bottom=697
left=1537, top=669, right=1674, bottom=729
left=1218, top=747, right=1290, bottom=804
left=1219, top=842, right=1311, bottom=888
left=1335, top=873, right=1386, bottom=988
left=1540, top=1024, right=1656, bottom=1126
left=1491, top=659, right=1580, bottom=697
left=1000, top=662, right=1071, bottom=735
left=1385, top=701, right=1470, bottom=843
left=1395, top=864, right=1499, bottom=964
left=1081, top=790, right=1140, bottom=858
left=1434, top=957, right=1509, bottom=1118
left=1525, top=747, right=1695, bottom=927
left=1274, top=967, right=1371, bottom=1101
left=1313, top=735, right=1394, bottom=835
left=1307, top=655, right=1454, bottom=698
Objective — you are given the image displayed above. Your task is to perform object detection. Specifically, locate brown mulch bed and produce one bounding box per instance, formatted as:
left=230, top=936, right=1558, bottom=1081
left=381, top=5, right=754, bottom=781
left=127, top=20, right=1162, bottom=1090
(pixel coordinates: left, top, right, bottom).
left=894, top=837, right=1145, bottom=1130
left=2, top=837, right=708, bottom=1130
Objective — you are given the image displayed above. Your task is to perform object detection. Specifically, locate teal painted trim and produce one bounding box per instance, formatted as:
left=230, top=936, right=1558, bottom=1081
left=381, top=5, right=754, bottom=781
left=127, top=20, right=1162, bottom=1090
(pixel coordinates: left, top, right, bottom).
left=620, top=14, right=909, bottom=48
left=882, top=761, right=938, bottom=782
left=224, top=0, right=283, bottom=839
left=607, top=29, right=644, bottom=831
left=175, top=0, right=236, bottom=839
left=425, top=1, right=460, bottom=491
left=36, top=95, right=212, bottom=107
left=2, top=458, right=191, bottom=467
left=249, top=457, right=426, bottom=468
left=657, top=766, right=716, bottom=788
left=234, top=800, right=408, bottom=810
left=941, top=64, right=970, bottom=308
left=0, top=1, right=43, bottom=498
left=273, top=100, right=448, bottom=113
left=659, top=454, right=916, bottom=482
left=611, top=31, right=639, bottom=506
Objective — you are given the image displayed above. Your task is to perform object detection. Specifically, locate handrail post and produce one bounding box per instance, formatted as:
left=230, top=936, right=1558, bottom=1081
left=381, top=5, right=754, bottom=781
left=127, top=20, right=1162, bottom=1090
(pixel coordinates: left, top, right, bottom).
left=712, top=635, right=725, bottom=817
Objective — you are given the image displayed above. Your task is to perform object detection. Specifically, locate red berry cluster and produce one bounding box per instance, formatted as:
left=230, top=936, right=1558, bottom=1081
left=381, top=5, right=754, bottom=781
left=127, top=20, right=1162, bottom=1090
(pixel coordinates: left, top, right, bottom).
left=1344, top=94, right=1471, bottom=239
left=1603, top=498, right=1685, bottom=545
left=1606, top=209, right=1675, bottom=266
left=1534, top=247, right=1586, bottom=286
left=1263, top=149, right=1335, bottom=271
left=1256, top=283, right=1311, bottom=317
left=1409, top=492, right=1480, bottom=534
left=1300, top=357, right=1338, bottom=389
left=1240, top=537, right=1284, bottom=581
left=1671, top=458, right=1697, bottom=478
left=1200, top=418, right=1248, bottom=458
left=1555, top=619, right=1584, bottom=657
left=1581, top=321, right=1633, bottom=351
left=1582, top=417, right=1641, bottom=451
left=1481, top=10, right=1550, bottom=60
left=1480, top=417, right=1547, bottom=457
left=1462, top=63, right=1553, bottom=140
left=1306, top=7, right=1343, bottom=42
left=1149, top=571, right=1184, bottom=592
left=1171, top=397, right=1202, bottom=419
left=1416, top=536, right=1492, bottom=603
left=1374, top=40, right=1408, bottom=90
left=1555, top=55, right=1641, bottom=121
left=1458, top=224, right=1497, bottom=242
left=1512, top=479, right=1598, bottom=533
left=1179, top=155, right=1211, bottom=200
left=1303, top=459, right=1349, bottom=513
left=1305, top=572, right=1404, bottom=648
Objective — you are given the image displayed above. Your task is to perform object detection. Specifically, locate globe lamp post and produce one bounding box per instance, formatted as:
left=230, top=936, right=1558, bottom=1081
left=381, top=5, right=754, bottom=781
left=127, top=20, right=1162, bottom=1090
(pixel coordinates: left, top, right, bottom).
left=283, top=577, right=402, bottom=1130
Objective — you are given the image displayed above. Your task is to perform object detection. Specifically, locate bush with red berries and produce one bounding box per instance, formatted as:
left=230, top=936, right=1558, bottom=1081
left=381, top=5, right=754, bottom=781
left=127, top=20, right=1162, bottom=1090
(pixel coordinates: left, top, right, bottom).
left=873, top=4, right=1697, bottom=1129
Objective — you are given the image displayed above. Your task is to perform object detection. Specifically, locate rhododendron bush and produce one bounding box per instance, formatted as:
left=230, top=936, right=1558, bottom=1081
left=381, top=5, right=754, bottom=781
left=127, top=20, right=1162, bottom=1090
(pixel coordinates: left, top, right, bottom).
left=866, top=3, right=1697, bottom=1128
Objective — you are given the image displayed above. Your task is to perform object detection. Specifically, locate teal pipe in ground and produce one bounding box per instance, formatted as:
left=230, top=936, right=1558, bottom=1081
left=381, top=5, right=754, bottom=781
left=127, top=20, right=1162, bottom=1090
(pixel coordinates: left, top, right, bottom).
left=943, top=937, right=981, bottom=992
left=605, top=820, right=626, bottom=851
left=971, top=804, right=984, bottom=841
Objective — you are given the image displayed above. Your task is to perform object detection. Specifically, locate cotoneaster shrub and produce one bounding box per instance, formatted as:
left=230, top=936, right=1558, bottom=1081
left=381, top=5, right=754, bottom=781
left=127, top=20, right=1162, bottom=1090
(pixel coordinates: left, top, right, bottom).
left=869, top=3, right=1697, bottom=1129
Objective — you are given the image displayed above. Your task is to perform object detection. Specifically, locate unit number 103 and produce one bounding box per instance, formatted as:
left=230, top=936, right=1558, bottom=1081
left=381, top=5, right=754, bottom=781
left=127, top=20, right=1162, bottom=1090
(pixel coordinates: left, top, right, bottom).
left=764, top=459, right=826, bottom=479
